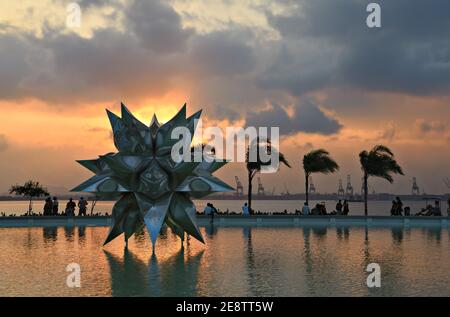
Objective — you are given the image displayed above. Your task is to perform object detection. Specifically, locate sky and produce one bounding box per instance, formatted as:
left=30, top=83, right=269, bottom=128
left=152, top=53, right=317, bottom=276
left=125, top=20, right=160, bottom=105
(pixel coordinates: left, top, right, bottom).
left=0, top=0, right=450, bottom=195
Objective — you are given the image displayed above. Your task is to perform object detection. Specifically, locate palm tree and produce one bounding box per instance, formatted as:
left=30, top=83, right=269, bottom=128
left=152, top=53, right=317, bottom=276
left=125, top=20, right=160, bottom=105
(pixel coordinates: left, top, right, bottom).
left=359, top=145, right=404, bottom=216
left=302, top=149, right=339, bottom=205
left=9, top=180, right=49, bottom=215
left=246, top=138, right=290, bottom=213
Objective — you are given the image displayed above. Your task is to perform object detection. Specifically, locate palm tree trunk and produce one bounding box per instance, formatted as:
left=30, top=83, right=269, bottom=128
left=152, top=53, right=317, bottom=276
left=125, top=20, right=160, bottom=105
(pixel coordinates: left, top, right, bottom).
left=364, top=173, right=368, bottom=216
left=28, top=196, right=33, bottom=216
left=247, top=171, right=253, bottom=213
left=305, top=172, right=309, bottom=205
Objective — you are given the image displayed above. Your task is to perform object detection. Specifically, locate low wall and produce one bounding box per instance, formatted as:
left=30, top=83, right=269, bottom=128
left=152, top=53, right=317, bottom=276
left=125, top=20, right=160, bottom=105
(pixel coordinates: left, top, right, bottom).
left=0, top=215, right=448, bottom=228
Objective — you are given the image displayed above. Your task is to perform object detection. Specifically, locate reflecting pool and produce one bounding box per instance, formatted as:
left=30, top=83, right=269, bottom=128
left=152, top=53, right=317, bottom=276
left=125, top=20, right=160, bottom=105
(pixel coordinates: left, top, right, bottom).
left=0, top=225, right=449, bottom=296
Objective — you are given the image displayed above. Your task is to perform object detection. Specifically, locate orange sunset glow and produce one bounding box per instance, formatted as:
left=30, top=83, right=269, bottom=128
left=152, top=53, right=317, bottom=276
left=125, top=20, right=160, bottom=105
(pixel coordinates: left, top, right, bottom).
left=1, top=0, right=450, bottom=196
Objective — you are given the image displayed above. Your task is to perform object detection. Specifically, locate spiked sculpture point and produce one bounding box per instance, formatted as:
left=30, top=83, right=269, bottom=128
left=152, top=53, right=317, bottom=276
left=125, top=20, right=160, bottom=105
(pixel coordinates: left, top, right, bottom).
left=72, top=103, right=233, bottom=247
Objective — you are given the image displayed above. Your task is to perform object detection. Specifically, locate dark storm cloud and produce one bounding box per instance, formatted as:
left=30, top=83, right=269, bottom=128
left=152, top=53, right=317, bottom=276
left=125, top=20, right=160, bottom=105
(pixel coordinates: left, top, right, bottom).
left=265, top=0, right=450, bottom=96
left=0, top=34, right=31, bottom=99
left=0, top=0, right=256, bottom=104
left=125, top=0, right=194, bottom=54
left=3, top=0, right=449, bottom=137
left=415, top=119, right=447, bottom=134
left=189, top=31, right=255, bottom=77
left=20, top=29, right=182, bottom=103
left=245, top=100, right=342, bottom=136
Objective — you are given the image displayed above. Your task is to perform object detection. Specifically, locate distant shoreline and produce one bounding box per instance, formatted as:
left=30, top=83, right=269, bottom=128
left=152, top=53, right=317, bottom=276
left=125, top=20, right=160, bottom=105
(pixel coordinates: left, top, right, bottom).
left=0, top=194, right=448, bottom=202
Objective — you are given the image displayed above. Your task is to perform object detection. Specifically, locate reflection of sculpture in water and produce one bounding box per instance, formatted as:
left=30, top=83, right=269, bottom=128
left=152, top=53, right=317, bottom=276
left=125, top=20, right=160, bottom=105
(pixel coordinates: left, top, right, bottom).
left=72, top=104, right=233, bottom=250
left=104, top=247, right=204, bottom=296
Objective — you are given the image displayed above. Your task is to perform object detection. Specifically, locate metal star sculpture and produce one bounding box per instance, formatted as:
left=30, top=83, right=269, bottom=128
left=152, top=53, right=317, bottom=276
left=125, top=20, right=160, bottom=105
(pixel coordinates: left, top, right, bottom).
left=72, top=103, right=233, bottom=248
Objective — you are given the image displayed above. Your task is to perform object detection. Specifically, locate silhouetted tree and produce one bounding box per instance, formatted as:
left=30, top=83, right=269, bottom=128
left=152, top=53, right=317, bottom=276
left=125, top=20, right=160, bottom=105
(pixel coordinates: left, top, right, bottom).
left=359, top=145, right=404, bottom=215
left=9, top=180, right=49, bottom=215
left=303, top=149, right=339, bottom=205
left=246, top=138, right=290, bottom=212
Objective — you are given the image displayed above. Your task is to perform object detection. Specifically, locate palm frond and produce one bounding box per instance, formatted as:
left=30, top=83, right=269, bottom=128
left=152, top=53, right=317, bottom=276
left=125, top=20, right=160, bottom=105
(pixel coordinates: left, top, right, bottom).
left=303, top=148, right=339, bottom=174
left=360, top=145, right=404, bottom=182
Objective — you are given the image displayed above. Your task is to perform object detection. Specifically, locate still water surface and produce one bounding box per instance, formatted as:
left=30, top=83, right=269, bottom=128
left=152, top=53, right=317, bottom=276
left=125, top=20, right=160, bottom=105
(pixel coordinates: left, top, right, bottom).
left=0, top=225, right=449, bottom=296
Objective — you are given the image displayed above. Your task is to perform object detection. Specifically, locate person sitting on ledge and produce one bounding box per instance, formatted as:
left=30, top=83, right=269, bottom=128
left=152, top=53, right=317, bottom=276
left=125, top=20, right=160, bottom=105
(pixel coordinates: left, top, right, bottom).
left=416, top=204, right=433, bottom=216
left=311, top=204, right=321, bottom=215
left=432, top=200, right=442, bottom=216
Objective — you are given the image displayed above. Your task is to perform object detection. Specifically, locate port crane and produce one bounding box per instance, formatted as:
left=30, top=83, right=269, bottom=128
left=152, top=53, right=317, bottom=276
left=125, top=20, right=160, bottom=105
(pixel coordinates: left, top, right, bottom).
left=282, top=183, right=290, bottom=196
left=338, top=179, right=345, bottom=197
left=360, top=177, right=375, bottom=196
left=309, top=176, right=316, bottom=194
left=235, top=176, right=243, bottom=196
left=412, top=177, right=420, bottom=195
left=345, top=175, right=354, bottom=197
left=444, top=177, right=450, bottom=190
left=257, top=177, right=265, bottom=196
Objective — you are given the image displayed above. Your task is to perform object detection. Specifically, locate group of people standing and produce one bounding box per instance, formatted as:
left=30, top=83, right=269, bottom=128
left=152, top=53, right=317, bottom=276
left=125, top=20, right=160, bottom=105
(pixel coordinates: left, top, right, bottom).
left=390, top=196, right=406, bottom=216
left=43, top=196, right=59, bottom=216
left=43, top=197, right=88, bottom=216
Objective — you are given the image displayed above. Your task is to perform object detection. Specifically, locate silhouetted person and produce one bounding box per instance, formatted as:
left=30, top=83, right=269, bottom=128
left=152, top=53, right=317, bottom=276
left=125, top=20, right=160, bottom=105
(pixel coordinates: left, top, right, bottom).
left=209, top=203, right=218, bottom=222
left=433, top=200, right=442, bottom=216
left=319, top=202, right=327, bottom=215
left=302, top=202, right=310, bottom=215
left=336, top=200, right=343, bottom=215
left=52, top=197, right=59, bottom=215
left=404, top=206, right=411, bottom=216
left=390, top=200, right=398, bottom=216
left=447, top=199, right=450, bottom=216
left=78, top=197, right=88, bottom=216
left=343, top=200, right=349, bottom=215
left=242, top=202, right=250, bottom=216
left=416, top=204, right=433, bottom=216
left=65, top=198, right=76, bottom=217
left=43, top=197, right=52, bottom=216
left=395, top=196, right=403, bottom=216
left=203, top=203, right=212, bottom=215
left=311, top=204, right=320, bottom=215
